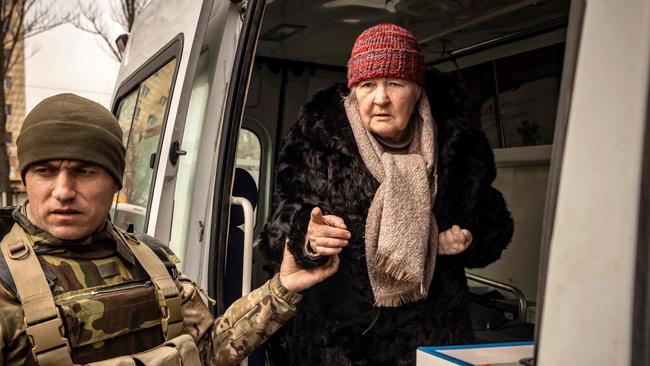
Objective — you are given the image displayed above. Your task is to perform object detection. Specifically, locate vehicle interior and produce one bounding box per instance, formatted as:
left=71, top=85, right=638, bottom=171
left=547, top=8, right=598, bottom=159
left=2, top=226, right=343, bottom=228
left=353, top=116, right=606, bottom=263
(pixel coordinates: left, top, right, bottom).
left=109, top=0, right=571, bottom=355
left=105, top=0, right=650, bottom=363
left=230, top=0, right=571, bottom=348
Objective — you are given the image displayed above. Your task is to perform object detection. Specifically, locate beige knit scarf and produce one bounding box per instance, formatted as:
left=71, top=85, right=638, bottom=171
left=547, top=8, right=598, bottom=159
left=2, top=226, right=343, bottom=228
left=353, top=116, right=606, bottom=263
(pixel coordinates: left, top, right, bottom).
left=345, top=92, right=439, bottom=307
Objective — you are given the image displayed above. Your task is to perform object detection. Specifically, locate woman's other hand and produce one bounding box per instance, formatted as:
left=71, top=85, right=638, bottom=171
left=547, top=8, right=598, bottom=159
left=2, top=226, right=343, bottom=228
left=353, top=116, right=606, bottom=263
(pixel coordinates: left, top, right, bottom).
left=307, top=207, right=351, bottom=256
left=280, top=244, right=340, bottom=292
left=438, top=225, right=473, bottom=255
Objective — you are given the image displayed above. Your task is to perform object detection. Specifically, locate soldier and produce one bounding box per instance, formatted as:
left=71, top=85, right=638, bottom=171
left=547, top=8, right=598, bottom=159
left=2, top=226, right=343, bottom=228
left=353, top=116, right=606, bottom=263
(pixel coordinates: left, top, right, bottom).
left=0, top=93, right=341, bottom=365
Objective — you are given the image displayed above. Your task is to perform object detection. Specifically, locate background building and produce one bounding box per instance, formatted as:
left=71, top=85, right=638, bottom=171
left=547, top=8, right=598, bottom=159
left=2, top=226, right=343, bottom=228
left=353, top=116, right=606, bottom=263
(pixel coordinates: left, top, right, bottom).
left=6, top=31, right=26, bottom=187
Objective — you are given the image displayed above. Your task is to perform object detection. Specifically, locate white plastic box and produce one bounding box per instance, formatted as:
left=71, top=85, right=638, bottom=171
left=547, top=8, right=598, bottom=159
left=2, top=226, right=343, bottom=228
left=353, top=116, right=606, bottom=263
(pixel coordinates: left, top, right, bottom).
left=417, top=342, right=534, bottom=366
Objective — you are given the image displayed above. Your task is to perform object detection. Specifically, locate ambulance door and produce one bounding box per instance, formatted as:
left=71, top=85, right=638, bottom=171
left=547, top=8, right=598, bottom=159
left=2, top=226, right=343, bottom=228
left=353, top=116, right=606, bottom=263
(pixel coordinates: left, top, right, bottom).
left=110, top=0, right=213, bottom=239
left=111, top=0, right=268, bottom=305
left=536, top=0, right=650, bottom=364
left=110, top=0, right=262, bottom=293
left=196, top=0, right=267, bottom=313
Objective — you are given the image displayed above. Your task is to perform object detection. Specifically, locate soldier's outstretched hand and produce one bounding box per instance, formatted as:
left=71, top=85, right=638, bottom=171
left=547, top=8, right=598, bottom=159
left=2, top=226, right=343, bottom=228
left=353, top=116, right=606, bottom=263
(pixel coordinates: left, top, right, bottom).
left=279, top=243, right=339, bottom=293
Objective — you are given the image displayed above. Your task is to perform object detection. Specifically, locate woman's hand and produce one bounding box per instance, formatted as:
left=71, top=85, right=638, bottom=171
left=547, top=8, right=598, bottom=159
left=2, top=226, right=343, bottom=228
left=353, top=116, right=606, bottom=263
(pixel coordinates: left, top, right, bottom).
left=279, top=244, right=340, bottom=292
left=307, top=207, right=351, bottom=256
left=438, top=225, right=473, bottom=255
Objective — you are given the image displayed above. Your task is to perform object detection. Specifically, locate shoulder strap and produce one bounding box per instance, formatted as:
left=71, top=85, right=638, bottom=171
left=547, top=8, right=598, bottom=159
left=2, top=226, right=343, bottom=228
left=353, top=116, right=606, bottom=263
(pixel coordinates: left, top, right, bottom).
left=133, top=233, right=179, bottom=279
left=110, top=226, right=183, bottom=340
left=0, top=224, right=73, bottom=366
left=0, top=208, right=57, bottom=298
left=0, top=250, right=57, bottom=297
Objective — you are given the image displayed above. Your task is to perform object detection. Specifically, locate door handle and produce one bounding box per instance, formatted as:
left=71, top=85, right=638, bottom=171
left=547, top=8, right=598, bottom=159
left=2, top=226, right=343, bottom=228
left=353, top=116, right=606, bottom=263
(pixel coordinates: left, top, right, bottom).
left=169, top=140, right=187, bottom=165
left=229, top=196, right=254, bottom=366
left=230, top=196, right=254, bottom=296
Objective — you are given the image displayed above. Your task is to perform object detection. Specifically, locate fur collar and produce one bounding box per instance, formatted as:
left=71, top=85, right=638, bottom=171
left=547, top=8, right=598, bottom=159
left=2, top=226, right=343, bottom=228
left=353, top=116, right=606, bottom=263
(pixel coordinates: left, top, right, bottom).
left=294, top=78, right=497, bottom=228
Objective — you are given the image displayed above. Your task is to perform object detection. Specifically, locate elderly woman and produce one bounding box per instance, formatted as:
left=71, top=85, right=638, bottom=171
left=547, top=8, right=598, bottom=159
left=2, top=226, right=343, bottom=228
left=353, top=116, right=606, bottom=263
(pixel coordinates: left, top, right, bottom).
left=262, top=24, right=513, bottom=365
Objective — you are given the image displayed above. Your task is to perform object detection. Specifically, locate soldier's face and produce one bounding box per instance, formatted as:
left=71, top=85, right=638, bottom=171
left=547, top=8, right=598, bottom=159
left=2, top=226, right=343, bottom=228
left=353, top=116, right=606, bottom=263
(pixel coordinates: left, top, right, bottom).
left=24, top=160, right=118, bottom=240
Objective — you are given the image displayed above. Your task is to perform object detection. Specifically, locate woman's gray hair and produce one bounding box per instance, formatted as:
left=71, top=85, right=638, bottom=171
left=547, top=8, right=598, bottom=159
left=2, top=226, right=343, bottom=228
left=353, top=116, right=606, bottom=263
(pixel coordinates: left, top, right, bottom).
left=344, top=85, right=356, bottom=103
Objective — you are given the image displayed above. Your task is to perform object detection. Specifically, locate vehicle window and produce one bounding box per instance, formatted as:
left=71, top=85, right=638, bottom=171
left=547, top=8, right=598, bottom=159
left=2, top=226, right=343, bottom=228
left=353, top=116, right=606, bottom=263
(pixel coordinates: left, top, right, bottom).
left=495, top=44, right=564, bottom=147
left=454, top=43, right=565, bottom=148
left=115, top=90, right=138, bottom=145
left=113, top=58, right=177, bottom=232
left=235, top=129, right=262, bottom=188
left=235, top=128, right=262, bottom=226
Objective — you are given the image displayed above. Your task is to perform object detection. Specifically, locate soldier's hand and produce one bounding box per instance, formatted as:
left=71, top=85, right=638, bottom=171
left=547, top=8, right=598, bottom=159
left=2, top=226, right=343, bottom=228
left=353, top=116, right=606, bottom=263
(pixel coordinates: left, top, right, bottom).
left=307, top=207, right=350, bottom=256
left=279, top=243, right=339, bottom=293
left=438, top=225, right=473, bottom=255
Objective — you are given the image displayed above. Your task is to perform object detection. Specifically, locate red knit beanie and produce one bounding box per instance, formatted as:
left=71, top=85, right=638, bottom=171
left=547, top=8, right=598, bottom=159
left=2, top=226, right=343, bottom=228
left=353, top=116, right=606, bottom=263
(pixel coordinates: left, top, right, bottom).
left=347, top=23, right=425, bottom=88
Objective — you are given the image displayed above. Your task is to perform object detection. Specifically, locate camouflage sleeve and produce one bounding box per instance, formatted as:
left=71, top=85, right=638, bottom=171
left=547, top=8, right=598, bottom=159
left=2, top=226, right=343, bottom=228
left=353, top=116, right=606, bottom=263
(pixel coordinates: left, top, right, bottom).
left=179, top=273, right=301, bottom=366
left=0, top=283, right=30, bottom=366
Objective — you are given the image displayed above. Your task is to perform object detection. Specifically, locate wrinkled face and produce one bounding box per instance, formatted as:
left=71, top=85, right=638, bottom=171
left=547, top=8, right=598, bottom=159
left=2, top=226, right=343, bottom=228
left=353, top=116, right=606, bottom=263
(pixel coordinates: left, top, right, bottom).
left=25, top=160, right=118, bottom=240
left=354, top=78, right=421, bottom=143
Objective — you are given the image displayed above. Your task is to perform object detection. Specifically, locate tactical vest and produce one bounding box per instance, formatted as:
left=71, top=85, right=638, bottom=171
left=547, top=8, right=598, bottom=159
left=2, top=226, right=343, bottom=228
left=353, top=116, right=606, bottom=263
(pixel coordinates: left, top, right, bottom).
left=0, top=221, right=201, bottom=366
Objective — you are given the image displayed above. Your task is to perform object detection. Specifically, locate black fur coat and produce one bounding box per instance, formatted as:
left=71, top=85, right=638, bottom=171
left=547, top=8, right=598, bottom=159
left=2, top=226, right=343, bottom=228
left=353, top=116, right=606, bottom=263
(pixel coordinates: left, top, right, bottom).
left=261, top=73, right=514, bottom=365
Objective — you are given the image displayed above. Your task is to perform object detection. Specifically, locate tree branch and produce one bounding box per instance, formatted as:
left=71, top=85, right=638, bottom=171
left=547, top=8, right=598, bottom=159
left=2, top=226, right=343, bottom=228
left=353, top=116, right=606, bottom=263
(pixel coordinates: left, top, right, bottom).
left=0, top=0, right=72, bottom=196
left=24, top=0, right=73, bottom=39
left=72, top=0, right=149, bottom=62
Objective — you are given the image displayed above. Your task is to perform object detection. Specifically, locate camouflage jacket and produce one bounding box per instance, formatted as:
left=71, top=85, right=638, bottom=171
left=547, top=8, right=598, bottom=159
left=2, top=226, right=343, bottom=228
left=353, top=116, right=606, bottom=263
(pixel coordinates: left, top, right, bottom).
left=0, top=207, right=301, bottom=365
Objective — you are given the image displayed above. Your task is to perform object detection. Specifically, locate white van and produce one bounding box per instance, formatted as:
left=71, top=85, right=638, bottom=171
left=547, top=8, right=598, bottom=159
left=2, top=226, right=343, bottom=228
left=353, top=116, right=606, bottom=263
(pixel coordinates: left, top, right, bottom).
left=109, top=0, right=650, bottom=364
